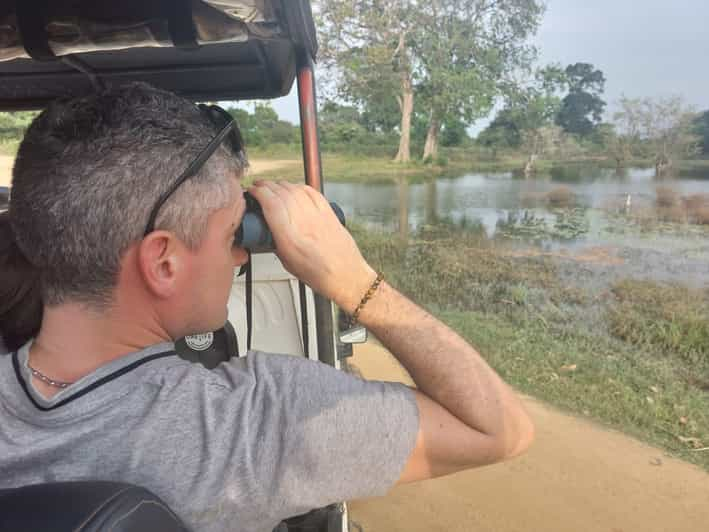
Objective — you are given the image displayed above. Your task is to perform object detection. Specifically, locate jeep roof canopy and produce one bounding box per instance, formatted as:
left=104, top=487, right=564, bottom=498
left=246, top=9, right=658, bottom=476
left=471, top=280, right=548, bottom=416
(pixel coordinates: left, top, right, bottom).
left=0, top=0, right=317, bottom=110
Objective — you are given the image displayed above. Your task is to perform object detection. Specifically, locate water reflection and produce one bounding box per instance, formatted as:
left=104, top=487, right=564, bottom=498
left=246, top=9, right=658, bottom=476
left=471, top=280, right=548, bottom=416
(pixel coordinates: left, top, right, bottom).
left=398, top=176, right=409, bottom=239
left=326, top=165, right=709, bottom=243
left=325, top=165, right=709, bottom=285
left=424, top=178, right=438, bottom=225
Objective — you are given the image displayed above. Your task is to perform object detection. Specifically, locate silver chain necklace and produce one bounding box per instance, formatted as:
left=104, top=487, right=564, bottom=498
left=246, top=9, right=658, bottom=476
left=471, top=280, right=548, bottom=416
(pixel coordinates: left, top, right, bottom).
left=28, top=364, right=74, bottom=389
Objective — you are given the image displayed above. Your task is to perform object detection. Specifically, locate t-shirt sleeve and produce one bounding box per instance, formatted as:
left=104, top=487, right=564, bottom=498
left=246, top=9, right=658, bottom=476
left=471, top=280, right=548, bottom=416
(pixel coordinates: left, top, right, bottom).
left=214, top=350, right=419, bottom=520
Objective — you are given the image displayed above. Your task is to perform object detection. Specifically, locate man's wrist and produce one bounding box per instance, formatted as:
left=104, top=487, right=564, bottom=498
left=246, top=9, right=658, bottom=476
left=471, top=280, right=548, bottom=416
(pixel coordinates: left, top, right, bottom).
left=333, top=264, right=378, bottom=316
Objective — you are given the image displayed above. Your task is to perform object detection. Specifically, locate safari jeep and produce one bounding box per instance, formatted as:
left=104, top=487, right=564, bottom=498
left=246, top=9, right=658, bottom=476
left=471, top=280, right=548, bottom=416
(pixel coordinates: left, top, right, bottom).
left=0, top=1, right=360, bottom=530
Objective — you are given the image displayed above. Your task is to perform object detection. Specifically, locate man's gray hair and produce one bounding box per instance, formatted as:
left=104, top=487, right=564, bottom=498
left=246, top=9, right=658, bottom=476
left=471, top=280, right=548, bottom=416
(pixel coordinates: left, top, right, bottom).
left=9, top=82, right=247, bottom=307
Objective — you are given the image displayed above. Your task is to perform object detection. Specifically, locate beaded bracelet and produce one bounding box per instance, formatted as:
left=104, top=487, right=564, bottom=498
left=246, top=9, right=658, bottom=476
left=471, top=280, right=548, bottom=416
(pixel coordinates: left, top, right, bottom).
left=348, top=272, right=383, bottom=328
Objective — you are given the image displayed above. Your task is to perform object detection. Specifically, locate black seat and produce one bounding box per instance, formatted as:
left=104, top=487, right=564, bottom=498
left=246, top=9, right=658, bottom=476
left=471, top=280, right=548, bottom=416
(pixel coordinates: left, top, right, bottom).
left=0, top=186, right=9, bottom=210
left=0, top=482, right=189, bottom=532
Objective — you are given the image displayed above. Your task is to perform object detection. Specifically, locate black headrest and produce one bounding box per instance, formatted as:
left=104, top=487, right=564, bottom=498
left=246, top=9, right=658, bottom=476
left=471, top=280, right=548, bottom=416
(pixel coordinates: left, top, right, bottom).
left=175, top=320, right=239, bottom=369
left=0, top=481, right=189, bottom=532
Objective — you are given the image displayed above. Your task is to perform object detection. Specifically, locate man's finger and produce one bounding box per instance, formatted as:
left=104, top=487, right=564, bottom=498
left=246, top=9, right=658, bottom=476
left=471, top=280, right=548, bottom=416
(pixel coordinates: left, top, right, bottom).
left=248, top=183, right=293, bottom=227
left=301, top=184, right=331, bottom=212
left=278, top=181, right=311, bottom=213
left=248, top=181, right=278, bottom=206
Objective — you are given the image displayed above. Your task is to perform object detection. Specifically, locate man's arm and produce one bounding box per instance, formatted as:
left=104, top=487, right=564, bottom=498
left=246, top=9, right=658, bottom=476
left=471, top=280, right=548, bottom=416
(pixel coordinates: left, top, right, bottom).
left=348, top=280, right=535, bottom=482
left=249, top=181, right=535, bottom=483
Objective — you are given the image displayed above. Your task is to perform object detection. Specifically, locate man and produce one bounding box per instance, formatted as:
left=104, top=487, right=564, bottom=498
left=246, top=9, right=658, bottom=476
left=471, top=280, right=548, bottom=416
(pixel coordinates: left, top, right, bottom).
left=0, top=83, right=534, bottom=532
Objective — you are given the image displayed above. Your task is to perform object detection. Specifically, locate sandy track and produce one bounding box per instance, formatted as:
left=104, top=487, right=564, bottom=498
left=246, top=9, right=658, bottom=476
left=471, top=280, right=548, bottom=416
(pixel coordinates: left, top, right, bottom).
left=0, top=155, right=12, bottom=187
left=0, top=156, right=299, bottom=189
left=347, top=342, right=709, bottom=532
left=248, top=159, right=300, bottom=176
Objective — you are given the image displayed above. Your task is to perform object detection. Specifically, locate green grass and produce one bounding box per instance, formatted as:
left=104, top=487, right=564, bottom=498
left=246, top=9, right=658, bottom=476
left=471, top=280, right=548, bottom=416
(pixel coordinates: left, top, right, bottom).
left=0, top=140, right=19, bottom=157
left=351, top=223, right=709, bottom=470
left=443, top=309, right=709, bottom=470
left=608, top=280, right=709, bottom=373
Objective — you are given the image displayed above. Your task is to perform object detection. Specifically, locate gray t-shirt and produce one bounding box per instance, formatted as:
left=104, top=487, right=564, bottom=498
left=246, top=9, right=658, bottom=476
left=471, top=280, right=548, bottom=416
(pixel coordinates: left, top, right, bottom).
left=0, top=341, right=419, bottom=532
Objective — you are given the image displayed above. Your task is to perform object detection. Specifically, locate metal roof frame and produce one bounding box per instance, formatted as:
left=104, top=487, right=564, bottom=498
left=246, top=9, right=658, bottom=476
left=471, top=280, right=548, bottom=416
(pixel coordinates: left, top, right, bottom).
left=0, top=0, right=318, bottom=110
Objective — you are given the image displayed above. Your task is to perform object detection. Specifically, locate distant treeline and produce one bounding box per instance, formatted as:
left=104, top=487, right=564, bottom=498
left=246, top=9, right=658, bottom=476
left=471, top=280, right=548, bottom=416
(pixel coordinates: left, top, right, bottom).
left=226, top=102, right=469, bottom=161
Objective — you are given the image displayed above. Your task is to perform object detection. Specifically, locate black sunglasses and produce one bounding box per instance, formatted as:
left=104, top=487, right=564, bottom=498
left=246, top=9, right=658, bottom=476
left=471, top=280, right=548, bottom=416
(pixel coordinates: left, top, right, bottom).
left=143, top=104, right=245, bottom=237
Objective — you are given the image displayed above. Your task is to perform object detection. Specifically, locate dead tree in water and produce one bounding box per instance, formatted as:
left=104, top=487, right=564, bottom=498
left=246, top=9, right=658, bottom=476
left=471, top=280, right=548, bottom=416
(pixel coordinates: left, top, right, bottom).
left=655, top=153, right=672, bottom=178
left=524, top=154, right=538, bottom=178
left=614, top=95, right=700, bottom=178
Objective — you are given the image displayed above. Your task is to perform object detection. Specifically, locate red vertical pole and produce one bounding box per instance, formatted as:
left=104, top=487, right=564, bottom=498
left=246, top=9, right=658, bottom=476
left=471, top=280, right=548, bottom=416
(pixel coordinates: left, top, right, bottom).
left=296, top=52, right=323, bottom=193
left=295, top=50, right=337, bottom=367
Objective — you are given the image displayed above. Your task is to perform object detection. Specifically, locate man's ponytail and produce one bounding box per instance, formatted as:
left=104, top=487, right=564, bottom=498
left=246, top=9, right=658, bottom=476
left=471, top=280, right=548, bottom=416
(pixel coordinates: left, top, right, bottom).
left=0, top=211, right=42, bottom=351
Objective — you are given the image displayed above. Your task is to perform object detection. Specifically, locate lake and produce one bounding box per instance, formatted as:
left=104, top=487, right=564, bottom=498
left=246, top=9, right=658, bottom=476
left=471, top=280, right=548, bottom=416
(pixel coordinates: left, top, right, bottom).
left=325, top=164, right=709, bottom=288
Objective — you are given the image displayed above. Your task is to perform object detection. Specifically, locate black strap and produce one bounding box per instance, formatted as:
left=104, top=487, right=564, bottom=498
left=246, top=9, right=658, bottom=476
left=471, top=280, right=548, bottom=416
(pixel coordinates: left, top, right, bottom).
left=165, top=0, right=199, bottom=50
left=233, top=323, right=240, bottom=357
left=12, top=350, right=177, bottom=412
left=299, top=281, right=309, bottom=358
left=16, top=1, right=56, bottom=62
left=245, top=253, right=253, bottom=352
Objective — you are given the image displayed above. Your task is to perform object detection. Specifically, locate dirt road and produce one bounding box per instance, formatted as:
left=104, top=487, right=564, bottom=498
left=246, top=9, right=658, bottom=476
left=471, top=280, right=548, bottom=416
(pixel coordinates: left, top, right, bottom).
left=347, top=342, right=709, bottom=532
left=0, top=155, right=12, bottom=187
left=0, top=156, right=299, bottom=188
left=248, top=159, right=300, bottom=176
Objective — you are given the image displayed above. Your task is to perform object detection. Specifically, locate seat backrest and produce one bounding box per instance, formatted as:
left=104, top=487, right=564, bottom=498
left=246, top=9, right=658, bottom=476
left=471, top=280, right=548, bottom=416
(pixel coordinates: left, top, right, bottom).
left=0, top=481, right=189, bottom=532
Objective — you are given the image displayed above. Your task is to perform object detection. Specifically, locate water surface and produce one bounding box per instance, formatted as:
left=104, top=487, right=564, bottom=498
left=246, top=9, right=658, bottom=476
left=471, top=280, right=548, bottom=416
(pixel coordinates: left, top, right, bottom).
left=324, top=165, right=709, bottom=287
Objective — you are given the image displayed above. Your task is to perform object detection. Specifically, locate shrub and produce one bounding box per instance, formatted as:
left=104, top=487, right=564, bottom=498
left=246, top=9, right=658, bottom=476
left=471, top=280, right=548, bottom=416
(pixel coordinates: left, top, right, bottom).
left=546, top=186, right=576, bottom=207
left=655, top=186, right=679, bottom=208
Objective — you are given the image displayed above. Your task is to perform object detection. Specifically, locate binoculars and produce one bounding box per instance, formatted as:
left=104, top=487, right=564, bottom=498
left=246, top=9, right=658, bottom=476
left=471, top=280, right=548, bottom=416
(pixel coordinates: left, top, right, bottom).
left=235, top=192, right=346, bottom=253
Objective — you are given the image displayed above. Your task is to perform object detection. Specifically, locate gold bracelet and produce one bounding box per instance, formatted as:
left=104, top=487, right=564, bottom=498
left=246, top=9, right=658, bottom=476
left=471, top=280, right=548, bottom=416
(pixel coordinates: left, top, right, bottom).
left=348, top=273, right=383, bottom=328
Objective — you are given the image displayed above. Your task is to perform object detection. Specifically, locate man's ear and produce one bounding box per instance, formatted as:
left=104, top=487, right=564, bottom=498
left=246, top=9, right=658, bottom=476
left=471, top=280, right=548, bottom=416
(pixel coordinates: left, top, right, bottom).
left=137, top=231, right=185, bottom=299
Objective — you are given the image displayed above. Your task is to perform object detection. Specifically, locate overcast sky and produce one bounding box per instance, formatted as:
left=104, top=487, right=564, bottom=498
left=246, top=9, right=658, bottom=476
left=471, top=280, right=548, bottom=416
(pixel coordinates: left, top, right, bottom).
left=250, top=0, right=709, bottom=130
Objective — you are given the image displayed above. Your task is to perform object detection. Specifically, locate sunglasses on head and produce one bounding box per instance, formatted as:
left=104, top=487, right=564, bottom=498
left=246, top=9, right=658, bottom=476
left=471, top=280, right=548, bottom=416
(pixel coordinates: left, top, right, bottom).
left=143, top=104, right=245, bottom=237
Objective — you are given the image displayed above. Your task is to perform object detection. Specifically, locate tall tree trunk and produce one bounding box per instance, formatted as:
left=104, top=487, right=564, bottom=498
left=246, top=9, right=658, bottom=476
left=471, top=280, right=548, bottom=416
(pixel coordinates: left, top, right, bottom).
left=423, top=115, right=440, bottom=161
left=394, top=73, right=414, bottom=163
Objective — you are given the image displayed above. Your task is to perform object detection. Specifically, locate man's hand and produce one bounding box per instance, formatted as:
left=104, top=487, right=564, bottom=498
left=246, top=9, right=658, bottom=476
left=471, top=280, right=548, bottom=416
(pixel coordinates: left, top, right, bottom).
left=248, top=181, right=376, bottom=312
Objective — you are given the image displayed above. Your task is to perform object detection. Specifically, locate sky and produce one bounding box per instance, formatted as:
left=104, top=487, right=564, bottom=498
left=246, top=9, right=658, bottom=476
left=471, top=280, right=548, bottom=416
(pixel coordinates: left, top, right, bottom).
left=240, top=0, right=709, bottom=133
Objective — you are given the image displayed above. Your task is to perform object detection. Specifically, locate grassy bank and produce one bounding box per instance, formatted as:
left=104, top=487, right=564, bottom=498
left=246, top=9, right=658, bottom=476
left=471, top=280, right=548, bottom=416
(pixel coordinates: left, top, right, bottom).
left=249, top=151, right=454, bottom=183
left=2, top=135, right=707, bottom=183
left=248, top=146, right=709, bottom=184
left=351, top=223, right=709, bottom=470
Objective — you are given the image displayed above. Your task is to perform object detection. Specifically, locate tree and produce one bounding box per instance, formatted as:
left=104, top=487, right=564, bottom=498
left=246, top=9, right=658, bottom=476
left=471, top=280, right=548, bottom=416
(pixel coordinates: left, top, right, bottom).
left=416, top=0, right=544, bottom=160
left=588, top=123, right=631, bottom=170
left=227, top=104, right=299, bottom=148
left=318, top=101, right=369, bottom=147
left=0, top=111, right=37, bottom=141
left=317, top=0, right=418, bottom=163
left=440, top=116, right=469, bottom=147
left=555, top=63, right=606, bottom=137
left=521, top=124, right=564, bottom=177
left=614, top=95, right=700, bottom=176
left=477, top=108, right=526, bottom=150
left=477, top=64, right=567, bottom=159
